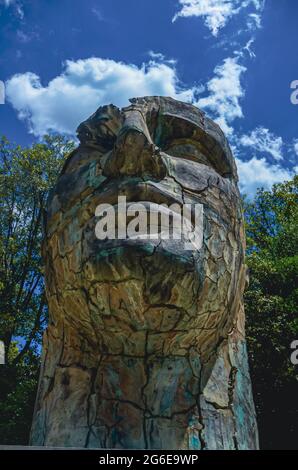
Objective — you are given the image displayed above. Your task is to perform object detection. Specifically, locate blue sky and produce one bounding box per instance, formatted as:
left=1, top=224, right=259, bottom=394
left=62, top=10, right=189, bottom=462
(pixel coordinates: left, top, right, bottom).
left=0, top=0, right=297, bottom=195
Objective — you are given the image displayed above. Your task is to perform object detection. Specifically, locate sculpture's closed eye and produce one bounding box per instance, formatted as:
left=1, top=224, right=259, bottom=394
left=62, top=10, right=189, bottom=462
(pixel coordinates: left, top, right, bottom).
left=161, top=141, right=214, bottom=167
left=152, top=113, right=234, bottom=178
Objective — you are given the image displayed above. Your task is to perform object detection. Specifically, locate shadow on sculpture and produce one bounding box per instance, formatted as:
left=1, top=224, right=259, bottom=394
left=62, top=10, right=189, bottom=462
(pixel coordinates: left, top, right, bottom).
left=30, top=97, right=259, bottom=449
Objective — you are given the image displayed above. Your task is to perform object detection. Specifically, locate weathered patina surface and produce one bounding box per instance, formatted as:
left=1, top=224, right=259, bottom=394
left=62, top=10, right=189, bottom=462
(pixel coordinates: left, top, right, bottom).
left=31, top=97, right=259, bottom=449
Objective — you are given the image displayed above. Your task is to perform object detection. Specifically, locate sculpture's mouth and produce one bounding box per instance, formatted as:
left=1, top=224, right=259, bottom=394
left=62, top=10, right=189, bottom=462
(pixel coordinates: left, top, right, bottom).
left=93, top=179, right=204, bottom=253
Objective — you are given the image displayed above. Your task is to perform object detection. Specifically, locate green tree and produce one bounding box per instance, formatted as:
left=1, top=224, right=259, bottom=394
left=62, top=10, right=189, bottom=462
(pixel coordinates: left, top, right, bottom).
left=244, top=176, right=298, bottom=450
left=0, top=135, right=74, bottom=444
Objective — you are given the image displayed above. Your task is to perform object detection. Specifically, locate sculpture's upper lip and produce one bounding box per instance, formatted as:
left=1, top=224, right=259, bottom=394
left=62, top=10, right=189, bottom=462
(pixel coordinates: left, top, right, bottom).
left=94, top=178, right=184, bottom=209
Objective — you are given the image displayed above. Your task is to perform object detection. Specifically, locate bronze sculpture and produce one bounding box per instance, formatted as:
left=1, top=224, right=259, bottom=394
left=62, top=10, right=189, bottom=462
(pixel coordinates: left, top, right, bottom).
left=31, top=97, right=258, bottom=449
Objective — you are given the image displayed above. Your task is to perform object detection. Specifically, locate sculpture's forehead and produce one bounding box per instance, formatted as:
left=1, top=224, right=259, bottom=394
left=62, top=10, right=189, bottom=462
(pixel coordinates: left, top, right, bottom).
left=77, top=96, right=238, bottom=180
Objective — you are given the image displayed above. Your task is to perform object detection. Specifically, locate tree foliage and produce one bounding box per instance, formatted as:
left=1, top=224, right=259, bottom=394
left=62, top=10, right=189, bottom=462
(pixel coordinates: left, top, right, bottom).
left=244, top=176, right=298, bottom=449
left=0, top=135, right=74, bottom=444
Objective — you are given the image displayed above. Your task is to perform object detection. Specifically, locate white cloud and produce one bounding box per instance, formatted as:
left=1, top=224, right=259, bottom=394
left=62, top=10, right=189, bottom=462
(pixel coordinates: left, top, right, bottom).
left=293, top=139, right=298, bottom=156
left=92, top=7, right=104, bottom=22
left=6, top=57, right=200, bottom=136
left=5, top=51, right=248, bottom=140
left=240, top=127, right=283, bottom=161
left=15, top=4, right=23, bottom=19
left=148, top=51, right=177, bottom=65
left=1, top=0, right=24, bottom=18
left=148, top=51, right=165, bottom=60
left=196, top=56, right=246, bottom=136
left=247, top=12, right=262, bottom=30
left=236, top=156, right=294, bottom=196
left=242, top=38, right=256, bottom=59
left=148, top=51, right=170, bottom=63
left=173, top=0, right=242, bottom=36
left=173, top=0, right=265, bottom=36
left=16, top=29, right=39, bottom=43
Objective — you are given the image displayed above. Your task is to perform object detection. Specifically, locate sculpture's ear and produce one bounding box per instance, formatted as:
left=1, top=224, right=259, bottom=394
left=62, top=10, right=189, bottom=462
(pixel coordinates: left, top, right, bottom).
left=76, top=104, right=123, bottom=150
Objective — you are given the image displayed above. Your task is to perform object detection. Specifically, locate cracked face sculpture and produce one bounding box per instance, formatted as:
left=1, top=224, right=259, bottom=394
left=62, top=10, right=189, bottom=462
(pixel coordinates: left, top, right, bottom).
left=31, top=97, right=259, bottom=450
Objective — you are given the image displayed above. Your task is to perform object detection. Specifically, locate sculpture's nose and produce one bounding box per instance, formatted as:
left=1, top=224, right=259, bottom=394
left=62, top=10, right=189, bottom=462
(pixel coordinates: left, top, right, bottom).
left=103, top=105, right=166, bottom=178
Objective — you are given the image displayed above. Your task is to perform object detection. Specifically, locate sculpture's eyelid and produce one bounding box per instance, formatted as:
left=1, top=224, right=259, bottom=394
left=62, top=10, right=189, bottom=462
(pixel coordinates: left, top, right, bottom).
left=164, top=138, right=234, bottom=178
left=163, top=140, right=215, bottom=167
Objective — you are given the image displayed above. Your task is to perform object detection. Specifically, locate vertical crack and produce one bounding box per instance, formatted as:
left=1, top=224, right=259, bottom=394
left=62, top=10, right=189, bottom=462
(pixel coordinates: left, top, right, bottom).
left=228, top=365, right=238, bottom=450
left=140, top=331, right=150, bottom=449
left=85, top=355, right=102, bottom=448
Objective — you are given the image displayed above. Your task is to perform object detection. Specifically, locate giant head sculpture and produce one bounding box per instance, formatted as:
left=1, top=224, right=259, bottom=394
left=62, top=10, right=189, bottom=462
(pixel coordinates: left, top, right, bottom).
left=31, top=97, right=258, bottom=450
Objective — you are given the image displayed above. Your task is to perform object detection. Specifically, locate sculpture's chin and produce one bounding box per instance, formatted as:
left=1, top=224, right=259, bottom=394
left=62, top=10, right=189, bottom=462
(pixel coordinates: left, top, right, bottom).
left=83, top=236, right=214, bottom=344
left=86, top=237, right=201, bottom=291
left=82, top=235, right=237, bottom=361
